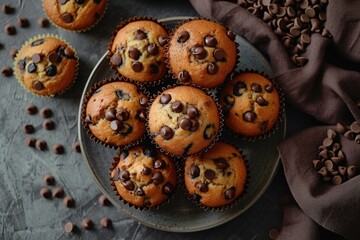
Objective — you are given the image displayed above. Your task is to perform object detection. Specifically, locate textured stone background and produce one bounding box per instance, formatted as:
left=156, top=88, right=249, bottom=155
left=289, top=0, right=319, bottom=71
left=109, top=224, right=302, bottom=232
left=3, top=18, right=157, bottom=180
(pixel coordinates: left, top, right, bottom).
left=0, top=0, right=318, bottom=239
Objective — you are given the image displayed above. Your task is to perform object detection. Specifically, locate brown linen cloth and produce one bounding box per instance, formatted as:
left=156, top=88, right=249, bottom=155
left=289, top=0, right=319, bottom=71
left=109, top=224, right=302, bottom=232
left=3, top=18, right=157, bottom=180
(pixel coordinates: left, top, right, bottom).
left=189, top=0, right=360, bottom=239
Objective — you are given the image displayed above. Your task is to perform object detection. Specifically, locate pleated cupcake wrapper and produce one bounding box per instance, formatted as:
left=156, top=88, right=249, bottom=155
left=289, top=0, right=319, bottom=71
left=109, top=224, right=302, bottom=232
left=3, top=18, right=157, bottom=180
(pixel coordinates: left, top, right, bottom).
left=108, top=145, right=180, bottom=211
left=221, top=69, right=286, bottom=142
left=107, top=16, right=171, bottom=86
left=145, top=83, right=224, bottom=159
left=13, top=34, right=79, bottom=97
left=164, top=17, right=240, bottom=89
left=42, top=0, right=108, bottom=33
left=81, top=76, right=150, bottom=150
left=180, top=141, right=250, bottom=211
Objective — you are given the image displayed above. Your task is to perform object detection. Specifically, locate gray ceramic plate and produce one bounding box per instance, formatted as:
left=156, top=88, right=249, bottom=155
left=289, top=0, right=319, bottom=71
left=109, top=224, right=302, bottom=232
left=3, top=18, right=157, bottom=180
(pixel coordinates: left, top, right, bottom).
left=78, top=16, right=286, bottom=233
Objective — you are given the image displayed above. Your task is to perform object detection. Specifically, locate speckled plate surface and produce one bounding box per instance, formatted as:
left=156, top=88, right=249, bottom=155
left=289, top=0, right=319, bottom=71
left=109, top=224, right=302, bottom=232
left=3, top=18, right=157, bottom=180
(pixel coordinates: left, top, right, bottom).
left=78, top=16, right=286, bottom=233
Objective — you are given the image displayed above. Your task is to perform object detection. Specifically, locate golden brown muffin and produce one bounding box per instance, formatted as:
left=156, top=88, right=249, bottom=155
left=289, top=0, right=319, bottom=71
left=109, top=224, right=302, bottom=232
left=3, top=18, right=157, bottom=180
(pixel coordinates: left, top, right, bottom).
left=42, top=0, right=107, bottom=31
left=83, top=81, right=148, bottom=148
left=148, top=86, right=220, bottom=156
left=14, top=36, right=78, bottom=96
left=167, top=19, right=237, bottom=88
left=108, top=19, right=168, bottom=83
left=184, top=142, right=247, bottom=208
left=220, top=72, right=280, bottom=137
left=110, top=146, right=176, bottom=208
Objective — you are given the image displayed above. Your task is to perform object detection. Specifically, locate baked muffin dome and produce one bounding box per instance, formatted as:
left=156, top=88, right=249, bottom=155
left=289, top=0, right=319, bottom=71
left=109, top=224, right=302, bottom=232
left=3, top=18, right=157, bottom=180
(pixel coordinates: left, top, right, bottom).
left=110, top=145, right=176, bottom=208
left=167, top=19, right=237, bottom=88
left=14, top=36, right=78, bottom=96
left=184, top=142, right=247, bottom=208
left=148, top=86, right=220, bottom=156
left=83, top=81, right=148, bottom=148
left=108, top=19, right=168, bottom=83
left=220, top=72, right=280, bottom=137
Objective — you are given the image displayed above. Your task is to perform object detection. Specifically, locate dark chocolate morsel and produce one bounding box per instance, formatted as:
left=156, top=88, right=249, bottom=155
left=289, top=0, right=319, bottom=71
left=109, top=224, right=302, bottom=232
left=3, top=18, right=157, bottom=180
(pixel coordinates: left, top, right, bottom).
left=139, top=96, right=149, bottom=106
left=160, top=94, right=171, bottom=104
left=52, top=187, right=64, bottom=198
left=190, top=165, right=200, bottom=178
left=37, top=18, right=49, bottom=28
left=134, top=29, right=147, bottom=40
left=265, top=84, right=274, bottom=93
left=178, top=31, right=190, bottom=43
left=26, top=104, right=37, bottom=115
left=136, top=188, right=145, bottom=196
left=204, top=169, right=215, bottom=180
left=46, top=65, right=57, bottom=77
left=192, top=46, right=207, bottom=60
left=116, top=108, right=130, bottom=121
left=132, top=61, right=143, bottom=72
left=110, top=120, right=123, bottom=132
left=224, top=187, right=236, bottom=200
left=137, top=109, right=146, bottom=122
left=43, top=175, right=55, bottom=185
left=61, top=13, right=74, bottom=23
left=122, top=180, right=134, bottom=191
left=147, top=43, right=159, bottom=55
left=1, top=67, right=12, bottom=77
left=120, top=170, right=130, bottom=181
left=52, top=144, right=64, bottom=154
left=162, top=182, right=174, bottom=195
left=100, top=217, right=112, bottom=228
left=31, top=39, right=45, bottom=47
left=105, top=108, right=116, bottom=121
left=27, top=63, right=37, bottom=73
left=154, top=159, right=166, bottom=169
left=64, top=222, right=75, bottom=233
left=251, top=83, right=262, bottom=93
left=40, top=188, right=52, bottom=199
left=178, top=70, right=191, bottom=83
left=43, top=119, right=55, bottom=130
left=4, top=24, right=16, bottom=35
left=81, top=218, right=93, bottom=230
left=243, top=111, right=257, bottom=122
left=85, top=115, right=92, bottom=124
left=196, top=182, right=208, bottom=193
left=143, top=147, right=156, bottom=157
left=142, top=166, right=152, bottom=175
left=128, top=47, right=141, bottom=60
left=213, top=158, right=230, bottom=170
left=256, top=96, right=269, bottom=106
left=213, top=48, right=225, bottom=61
left=63, top=196, right=75, bottom=208
left=24, top=136, right=36, bottom=147
left=204, top=35, right=218, bottom=47
left=158, top=36, right=167, bottom=46
left=48, top=52, right=60, bottom=63
left=227, top=30, right=236, bottom=41
left=23, top=124, right=34, bottom=134
left=151, top=172, right=164, bottom=185
left=33, top=81, right=44, bottom=91
left=110, top=53, right=122, bottom=66
left=207, top=63, right=218, bottom=75
left=160, top=126, right=174, bottom=140
left=190, top=119, right=199, bottom=131
left=18, top=17, right=30, bottom=28
left=171, top=101, right=183, bottom=113
left=32, top=54, right=42, bottom=63
left=179, top=118, right=192, bottom=130
left=40, top=108, right=52, bottom=118
left=187, top=105, right=199, bottom=119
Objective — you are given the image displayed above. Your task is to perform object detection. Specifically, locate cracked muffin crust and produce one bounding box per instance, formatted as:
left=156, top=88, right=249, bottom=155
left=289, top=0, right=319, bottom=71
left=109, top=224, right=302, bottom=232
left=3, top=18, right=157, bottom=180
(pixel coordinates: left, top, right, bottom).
left=109, top=19, right=168, bottom=83
left=167, top=19, right=237, bottom=88
left=220, top=72, right=280, bottom=137
left=148, top=86, right=220, bottom=156
left=184, top=142, right=247, bottom=208
left=110, top=146, right=176, bottom=208
left=84, top=81, right=148, bottom=147
left=42, top=0, right=107, bottom=31
left=14, top=36, right=78, bottom=96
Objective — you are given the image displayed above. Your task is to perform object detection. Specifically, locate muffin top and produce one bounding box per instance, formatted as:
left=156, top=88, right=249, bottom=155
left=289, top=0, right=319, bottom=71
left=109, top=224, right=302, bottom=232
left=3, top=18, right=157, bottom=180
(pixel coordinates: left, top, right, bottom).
left=184, top=142, right=247, bottom=208
left=14, top=36, right=78, bottom=96
left=42, top=0, right=107, bottom=31
left=220, top=72, right=280, bottom=137
left=148, top=86, right=220, bottom=156
left=167, top=19, right=237, bottom=88
left=110, top=146, right=176, bottom=208
left=84, top=81, right=148, bottom=147
left=109, top=20, right=168, bottom=83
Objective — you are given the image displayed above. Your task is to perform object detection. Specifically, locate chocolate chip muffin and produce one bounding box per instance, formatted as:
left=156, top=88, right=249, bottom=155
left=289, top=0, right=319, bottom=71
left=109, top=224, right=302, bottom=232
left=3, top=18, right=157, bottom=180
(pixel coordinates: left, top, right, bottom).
left=167, top=18, right=238, bottom=88
left=184, top=142, right=247, bottom=208
left=110, top=146, right=176, bottom=208
left=83, top=80, right=148, bottom=148
left=42, top=0, right=107, bottom=31
left=108, top=19, right=168, bottom=83
left=14, top=35, right=78, bottom=96
left=148, top=86, right=220, bottom=156
left=220, top=72, right=280, bottom=137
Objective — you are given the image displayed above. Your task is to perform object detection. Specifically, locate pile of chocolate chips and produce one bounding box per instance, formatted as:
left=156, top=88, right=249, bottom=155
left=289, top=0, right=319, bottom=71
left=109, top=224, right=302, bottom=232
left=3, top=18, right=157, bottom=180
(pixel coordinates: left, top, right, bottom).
left=312, top=122, right=359, bottom=185
left=237, top=0, right=331, bottom=67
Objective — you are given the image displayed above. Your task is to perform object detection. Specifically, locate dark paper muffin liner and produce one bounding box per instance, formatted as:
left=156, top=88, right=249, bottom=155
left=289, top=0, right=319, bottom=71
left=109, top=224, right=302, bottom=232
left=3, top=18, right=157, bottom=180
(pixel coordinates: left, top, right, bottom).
left=220, top=69, right=285, bottom=142
left=164, top=17, right=240, bottom=89
left=145, top=83, right=224, bottom=159
left=107, top=16, right=171, bottom=86
left=81, top=76, right=150, bottom=150
left=42, top=0, right=108, bottom=32
left=13, top=34, right=79, bottom=97
left=108, top=143, right=179, bottom=211
left=181, top=142, right=250, bottom=211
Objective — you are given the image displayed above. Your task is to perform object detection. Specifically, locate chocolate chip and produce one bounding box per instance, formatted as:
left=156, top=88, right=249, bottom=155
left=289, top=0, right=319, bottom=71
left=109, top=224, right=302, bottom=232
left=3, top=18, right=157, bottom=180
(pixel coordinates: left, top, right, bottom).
left=160, top=94, right=171, bottom=104
left=100, top=217, right=112, bottom=228
left=4, top=24, right=16, bottom=35
left=233, top=81, right=247, bottom=96
left=46, top=65, right=57, bottom=76
left=178, top=31, right=190, bottom=43
left=227, top=30, right=236, bottom=41
left=134, top=29, right=146, bottom=40
left=332, top=175, right=342, bottom=185
left=1, top=67, right=13, bottom=77
left=2, top=4, right=14, bottom=14
left=35, top=139, right=47, bottom=151
left=42, top=119, right=55, bottom=130
left=196, top=182, right=208, bottom=193
left=355, top=135, right=360, bottom=144
left=48, top=52, right=60, bottom=64
left=110, top=53, right=122, bottom=66
left=171, top=101, right=183, bottom=113
left=187, top=105, right=199, bottom=119
left=190, top=165, right=200, bottom=178
left=154, top=159, right=166, bottom=169
left=24, top=136, right=36, bottom=147
left=265, top=84, right=274, bottom=93
left=98, top=195, right=111, bottom=206
left=251, top=83, right=262, bottom=93
left=141, top=166, right=152, bottom=175
left=312, top=159, right=322, bottom=171
left=151, top=172, right=164, bottom=185
left=214, top=158, right=230, bottom=170
left=43, top=175, right=55, bottom=185
left=158, top=36, right=167, bottom=46
left=139, top=96, right=149, bottom=106
left=116, top=108, right=130, bottom=121
left=243, top=111, right=257, bottom=122
left=10, top=49, right=18, bottom=59
left=62, top=13, right=74, bottom=23
left=147, top=43, right=159, bottom=55
left=192, top=46, right=207, bottom=60
left=318, top=148, right=328, bottom=159
left=332, top=143, right=341, bottom=152
left=190, top=120, right=199, bottom=131
left=347, top=166, right=357, bottom=178
left=335, top=122, right=347, bottom=134
left=32, top=54, right=42, bottom=64
left=350, top=122, right=360, bottom=133
left=204, top=169, right=215, bottom=180
left=17, top=17, right=30, bottom=28
left=179, top=118, right=192, bottom=130
left=160, top=126, right=174, bottom=140
left=104, top=108, right=116, bottom=121
left=40, top=108, right=52, bottom=118
left=318, top=167, right=328, bottom=177
left=122, top=180, right=134, bottom=190
left=38, top=18, right=49, bottom=28
left=213, top=48, right=225, bottom=61
left=137, top=109, right=146, bottom=122
left=338, top=166, right=347, bottom=176
left=110, top=120, right=123, bottom=132
left=128, top=47, right=141, bottom=60
left=207, top=63, right=218, bottom=75
left=204, top=35, right=218, bottom=47
left=52, top=187, right=64, bottom=198
left=81, top=218, right=93, bottom=230
left=27, top=63, right=37, bottom=73
left=23, top=124, right=34, bottom=134
left=224, top=187, right=236, bottom=200
left=40, top=187, right=52, bottom=199
left=132, top=61, right=143, bottom=72
left=52, top=144, right=64, bottom=154
left=178, top=70, right=191, bottom=82
left=326, top=129, right=336, bottom=140
left=143, top=147, right=156, bottom=157
left=162, top=182, right=174, bottom=195
left=63, top=196, right=75, bottom=208
left=136, top=188, right=145, bottom=196
left=64, top=222, right=75, bottom=233
left=322, top=138, right=333, bottom=147
left=344, top=131, right=355, bottom=140
left=324, top=160, right=334, bottom=172
left=64, top=47, right=75, bottom=58
left=331, top=157, right=343, bottom=165
left=256, top=96, right=269, bottom=106
left=268, top=228, right=280, bottom=240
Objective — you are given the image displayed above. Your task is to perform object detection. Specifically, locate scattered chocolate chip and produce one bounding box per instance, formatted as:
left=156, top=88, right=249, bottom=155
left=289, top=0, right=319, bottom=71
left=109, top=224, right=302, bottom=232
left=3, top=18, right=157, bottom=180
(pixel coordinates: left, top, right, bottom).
left=100, top=217, right=112, bottom=228
left=32, top=80, right=44, bottom=91
left=204, top=169, right=215, bottom=180
left=81, top=218, right=93, bottom=230
left=187, top=105, right=199, bottom=119
left=265, top=84, right=274, bottom=93
left=331, top=175, right=342, bottom=185
left=32, top=54, right=42, bottom=64
left=318, top=167, right=327, bottom=177
left=178, top=31, right=190, bottom=43
left=141, top=166, right=152, bottom=175
left=24, top=136, right=36, bottom=147
left=158, top=36, right=167, bottom=46
left=122, top=180, right=134, bottom=190
left=10, top=49, right=18, bottom=59
left=213, top=48, right=225, bottom=61
left=110, top=120, right=123, bottom=132
left=336, top=122, right=347, bottom=134
left=40, top=188, right=52, bottom=199
left=243, top=111, right=257, bottom=122
left=52, top=187, right=64, bottom=198
left=322, top=138, right=333, bottom=147
left=327, top=129, right=336, bottom=139
left=116, top=108, right=130, bottom=121
left=251, top=83, right=262, bottom=93
left=120, top=170, right=130, bottom=181
left=104, top=108, right=116, bottom=121
left=160, top=94, right=171, bottom=104
left=332, top=143, right=341, bottom=152
left=63, top=196, right=75, bottom=208
left=147, top=43, right=159, bottom=55
left=98, top=195, right=111, bottom=206
left=136, top=188, right=145, bottom=196
left=4, top=24, right=16, bottom=35
left=139, top=96, right=149, bottom=106
left=17, top=17, right=29, bottom=28
left=227, top=30, right=236, bottom=41
left=61, top=13, right=74, bottom=23
left=1, top=67, right=13, bottom=77
left=224, top=187, right=236, bottom=200
left=2, top=4, right=14, bottom=14
left=151, top=172, right=164, bottom=185
left=192, top=46, right=207, bottom=60
left=190, top=165, right=200, bottom=178
left=214, top=158, right=230, bottom=170
left=207, top=63, right=218, bottom=75
left=43, top=175, right=55, bottom=185
left=154, top=159, right=166, bottom=169
left=132, top=61, right=143, bottom=72
left=48, top=52, right=60, bottom=64
left=204, top=35, right=218, bottom=47
left=344, top=131, right=355, bottom=140
left=42, top=119, right=55, bottom=130
left=350, top=122, right=360, bottom=133
left=64, top=222, right=75, bottom=233
left=110, top=53, right=122, bottom=66
left=134, top=29, right=146, bottom=40
left=23, top=124, right=35, bottom=134
left=45, top=65, right=57, bottom=77
left=160, top=126, right=174, bottom=140
left=128, top=47, right=141, bottom=60
left=268, top=228, right=280, bottom=240
left=171, top=101, right=183, bottom=113
left=40, top=108, right=53, bottom=118
left=137, top=109, right=146, bottom=122
left=196, top=182, right=208, bottom=193
left=324, top=160, right=334, bottom=172
left=190, top=120, right=199, bottom=131
left=178, top=70, right=191, bottom=82
left=347, top=166, right=357, bottom=178
left=312, top=159, right=322, bottom=171
left=256, top=96, right=269, bottom=106
left=162, top=182, right=174, bottom=195
left=27, top=63, right=37, bottom=73
left=38, top=18, right=49, bottom=28
left=179, top=118, right=192, bottom=130
left=52, top=144, right=64, bottom=154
